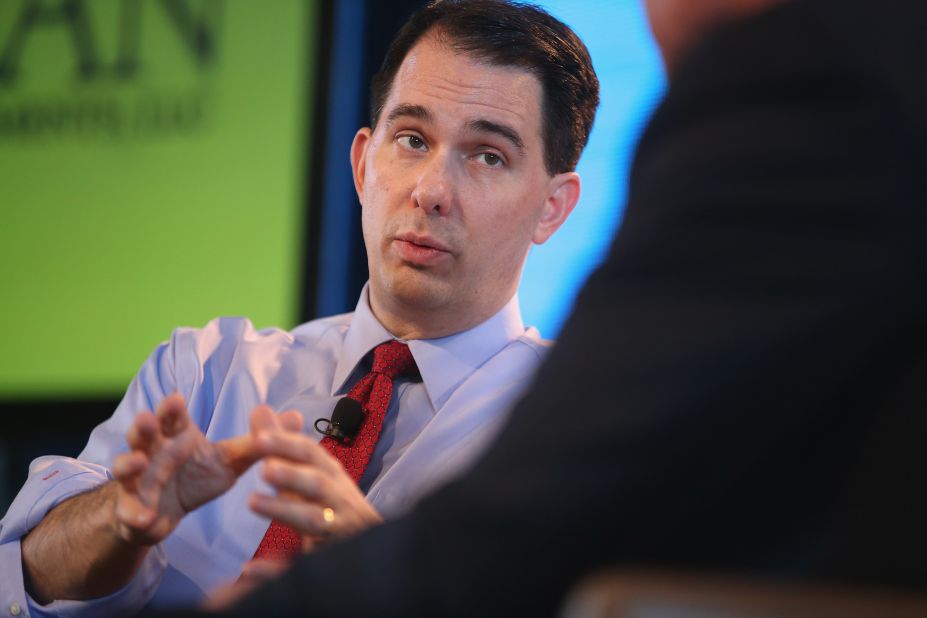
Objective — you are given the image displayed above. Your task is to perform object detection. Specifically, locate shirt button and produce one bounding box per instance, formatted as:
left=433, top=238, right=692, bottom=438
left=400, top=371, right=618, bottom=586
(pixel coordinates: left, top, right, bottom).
left=9, top=603, right=21, bottom=616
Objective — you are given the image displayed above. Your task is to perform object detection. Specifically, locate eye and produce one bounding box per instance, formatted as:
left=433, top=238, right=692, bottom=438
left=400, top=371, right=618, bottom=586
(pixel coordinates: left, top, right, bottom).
left=397, top=134, right=427, bottom=151
left=477, top=152, right=504, bottom=168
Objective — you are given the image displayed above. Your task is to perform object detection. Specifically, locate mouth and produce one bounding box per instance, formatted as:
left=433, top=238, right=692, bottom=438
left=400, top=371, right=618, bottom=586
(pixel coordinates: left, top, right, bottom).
left=392, top=233, right=453, bottom=265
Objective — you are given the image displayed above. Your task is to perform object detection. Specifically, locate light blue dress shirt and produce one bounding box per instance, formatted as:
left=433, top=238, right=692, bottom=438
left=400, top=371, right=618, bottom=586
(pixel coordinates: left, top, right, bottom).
left=0, top=286, right=548, bottom=616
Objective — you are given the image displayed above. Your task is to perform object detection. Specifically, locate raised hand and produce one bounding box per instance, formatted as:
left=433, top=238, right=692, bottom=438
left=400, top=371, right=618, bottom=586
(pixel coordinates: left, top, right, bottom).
left=111, top=393, right=265, bottom=545
left=22, top=394, right=286, bottom=603
left=247, top=406, right=384, bottom=547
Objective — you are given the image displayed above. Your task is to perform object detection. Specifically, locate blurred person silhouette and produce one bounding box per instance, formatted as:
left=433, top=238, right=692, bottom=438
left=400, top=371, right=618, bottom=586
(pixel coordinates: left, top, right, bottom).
left=215, top=0, right=927, bottom=615
left=0, top=1, right=599, bottom=614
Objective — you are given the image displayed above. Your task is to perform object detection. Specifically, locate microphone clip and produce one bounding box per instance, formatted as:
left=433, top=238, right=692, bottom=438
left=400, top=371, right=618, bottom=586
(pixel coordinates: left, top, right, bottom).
left=314, top=396, right=365, bottom=444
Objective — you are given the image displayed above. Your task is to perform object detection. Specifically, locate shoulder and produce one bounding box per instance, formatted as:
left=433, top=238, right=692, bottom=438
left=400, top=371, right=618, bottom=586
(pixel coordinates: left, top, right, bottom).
left=290, top=311, right=354, bottom=345
left=166, top=317, right=293, bottom=366
left=163, top=314, right=354, bottom=395
left=153, top=313, right=356, bottom=424
left=481, top=327, right=552, bottom=379
left=512, top=326, right=552, bottom=361
left=667, top=0, right=927, bottom=112
left=168, top=313, right=354, bottom=358
left=631, top=0, right=919, bottom=215
left=805, top=0, right=927, bottom=136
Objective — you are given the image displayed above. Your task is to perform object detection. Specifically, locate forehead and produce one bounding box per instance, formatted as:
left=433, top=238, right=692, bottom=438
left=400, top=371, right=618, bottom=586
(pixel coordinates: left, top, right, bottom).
left=381, top=36, right=544, bottom=141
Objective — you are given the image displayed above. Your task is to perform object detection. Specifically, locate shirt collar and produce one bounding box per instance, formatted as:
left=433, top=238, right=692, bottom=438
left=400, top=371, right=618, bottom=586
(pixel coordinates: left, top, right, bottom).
left=331, top=283, right=527, bottom=411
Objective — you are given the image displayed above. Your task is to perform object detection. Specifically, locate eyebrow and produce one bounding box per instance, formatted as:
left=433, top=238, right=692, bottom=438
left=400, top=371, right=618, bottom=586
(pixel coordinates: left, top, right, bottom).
left=384, top=103, right=432, bottom=126
left=384, top=103, right=526, bottom=156
left=466, top=119, right=525, bottom=155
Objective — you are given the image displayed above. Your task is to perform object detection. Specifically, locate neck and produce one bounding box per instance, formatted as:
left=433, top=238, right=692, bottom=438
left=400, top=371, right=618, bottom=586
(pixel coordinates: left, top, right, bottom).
left=367, top=291, right=511, bottom=341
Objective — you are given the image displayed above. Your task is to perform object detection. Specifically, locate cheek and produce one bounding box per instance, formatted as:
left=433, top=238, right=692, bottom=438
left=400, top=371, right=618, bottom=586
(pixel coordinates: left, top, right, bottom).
left=363, top=153, right=401, bottom=206
left=474, top=198, right=542, bottom=252
left=360, top=202, right=382, bottom=248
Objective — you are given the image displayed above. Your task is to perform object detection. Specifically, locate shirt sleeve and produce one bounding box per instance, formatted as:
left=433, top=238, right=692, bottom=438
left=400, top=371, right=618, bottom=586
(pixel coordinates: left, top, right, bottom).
left=0, top=339, right=177, bottom=617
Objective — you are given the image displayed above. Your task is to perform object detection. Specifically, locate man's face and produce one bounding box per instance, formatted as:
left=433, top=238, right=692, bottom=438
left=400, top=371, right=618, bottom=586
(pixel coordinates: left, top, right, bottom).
left=351, top=35, right=578, bottom=338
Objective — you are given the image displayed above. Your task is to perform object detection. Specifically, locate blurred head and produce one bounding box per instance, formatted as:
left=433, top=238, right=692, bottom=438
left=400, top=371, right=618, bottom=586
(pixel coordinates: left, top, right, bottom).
left=352, top=0, right=600, bottom=339
left=645, top=0, right=792, bottom=75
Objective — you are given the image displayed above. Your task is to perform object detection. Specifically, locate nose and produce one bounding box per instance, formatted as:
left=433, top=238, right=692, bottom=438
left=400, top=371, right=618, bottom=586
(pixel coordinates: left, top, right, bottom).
left=411, top=153, right=453, bottom=216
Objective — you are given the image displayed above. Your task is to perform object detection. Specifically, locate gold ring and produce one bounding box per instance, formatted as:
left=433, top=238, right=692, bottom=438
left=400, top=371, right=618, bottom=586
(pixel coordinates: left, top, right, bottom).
left=321, top=506, right=336, bottom=535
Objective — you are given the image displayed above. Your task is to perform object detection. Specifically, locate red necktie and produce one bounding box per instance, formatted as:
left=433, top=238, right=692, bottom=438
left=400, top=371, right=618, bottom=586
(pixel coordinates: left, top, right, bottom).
left=252, top=340, right=416, bottom=560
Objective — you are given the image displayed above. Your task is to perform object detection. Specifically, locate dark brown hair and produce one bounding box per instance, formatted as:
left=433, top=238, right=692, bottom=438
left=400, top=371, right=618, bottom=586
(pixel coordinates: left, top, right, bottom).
left=369, top=0, right=600, bottom=174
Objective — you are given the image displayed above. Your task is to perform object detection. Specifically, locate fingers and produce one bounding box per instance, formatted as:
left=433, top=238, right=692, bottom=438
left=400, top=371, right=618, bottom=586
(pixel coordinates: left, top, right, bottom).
left=250, top=449, right=384, bottom=542
left=255, top=431, right=342, bottom=476
left=240, top=558, right=289, bottom=581
left=236, top=406, right=306, bottom=474
left=248, top=492, right=334, bottom=537
left=110, top=468, right=159, bottom=542
left=263, top=458, right=327, bottom=500
left=218, top=434, right=262, bottom=476
left=205, top=559, right=291, bottom=611
left=113, top=488, right=157, bottom=532
left=249, top=404, right=280, bottom=435
left=113, top=451, right=147, bottom=483
left=204, top=579, right=252, bottom=612
left=126, top=412, right=160, bottom=454
left=125, top=393, right=190, bottom=456
left=112, top=452, right=157, bottom=532
left=156, top=392, right=190, bottom=437
left=204, top=562, right=283, bottom=613
left=301, top=535, right=321, bottom=553
left=249, top=405, right=304, bottom=434
left=279, top=410, right=304, bottom=432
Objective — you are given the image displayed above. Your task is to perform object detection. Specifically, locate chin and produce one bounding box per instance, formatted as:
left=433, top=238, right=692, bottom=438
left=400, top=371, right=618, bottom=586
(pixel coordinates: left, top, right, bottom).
left=381, top=270, right=454, bottom=311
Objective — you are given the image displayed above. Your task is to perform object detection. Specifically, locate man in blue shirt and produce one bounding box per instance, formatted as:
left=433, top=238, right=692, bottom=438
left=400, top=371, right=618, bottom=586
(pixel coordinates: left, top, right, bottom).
left=224, top=0, right=927, bottom=615
left=0, top=1, right=600, bottom=615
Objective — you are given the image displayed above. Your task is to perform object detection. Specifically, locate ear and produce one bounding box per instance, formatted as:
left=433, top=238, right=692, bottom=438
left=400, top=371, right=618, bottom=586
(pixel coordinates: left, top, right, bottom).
left=532, top=172, right=580, bottom=244
left=350, top=127, right=373, bottom=204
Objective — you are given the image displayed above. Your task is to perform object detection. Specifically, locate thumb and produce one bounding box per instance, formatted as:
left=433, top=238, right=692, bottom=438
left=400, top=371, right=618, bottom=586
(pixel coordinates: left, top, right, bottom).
left=279, top=410, right=304, bottom=432
left=219, top=433, right=264, bottom=475
left=249, top=404, right=282, bottom=435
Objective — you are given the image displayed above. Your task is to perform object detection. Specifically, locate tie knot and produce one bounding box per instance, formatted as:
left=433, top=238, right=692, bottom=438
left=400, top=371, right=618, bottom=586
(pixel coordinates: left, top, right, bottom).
left=371, top=340, right=416, bottom=379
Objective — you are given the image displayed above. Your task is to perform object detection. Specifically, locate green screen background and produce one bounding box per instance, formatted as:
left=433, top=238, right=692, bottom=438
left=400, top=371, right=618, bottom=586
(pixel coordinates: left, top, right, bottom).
left=0, top=0, right=317, bottom=397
